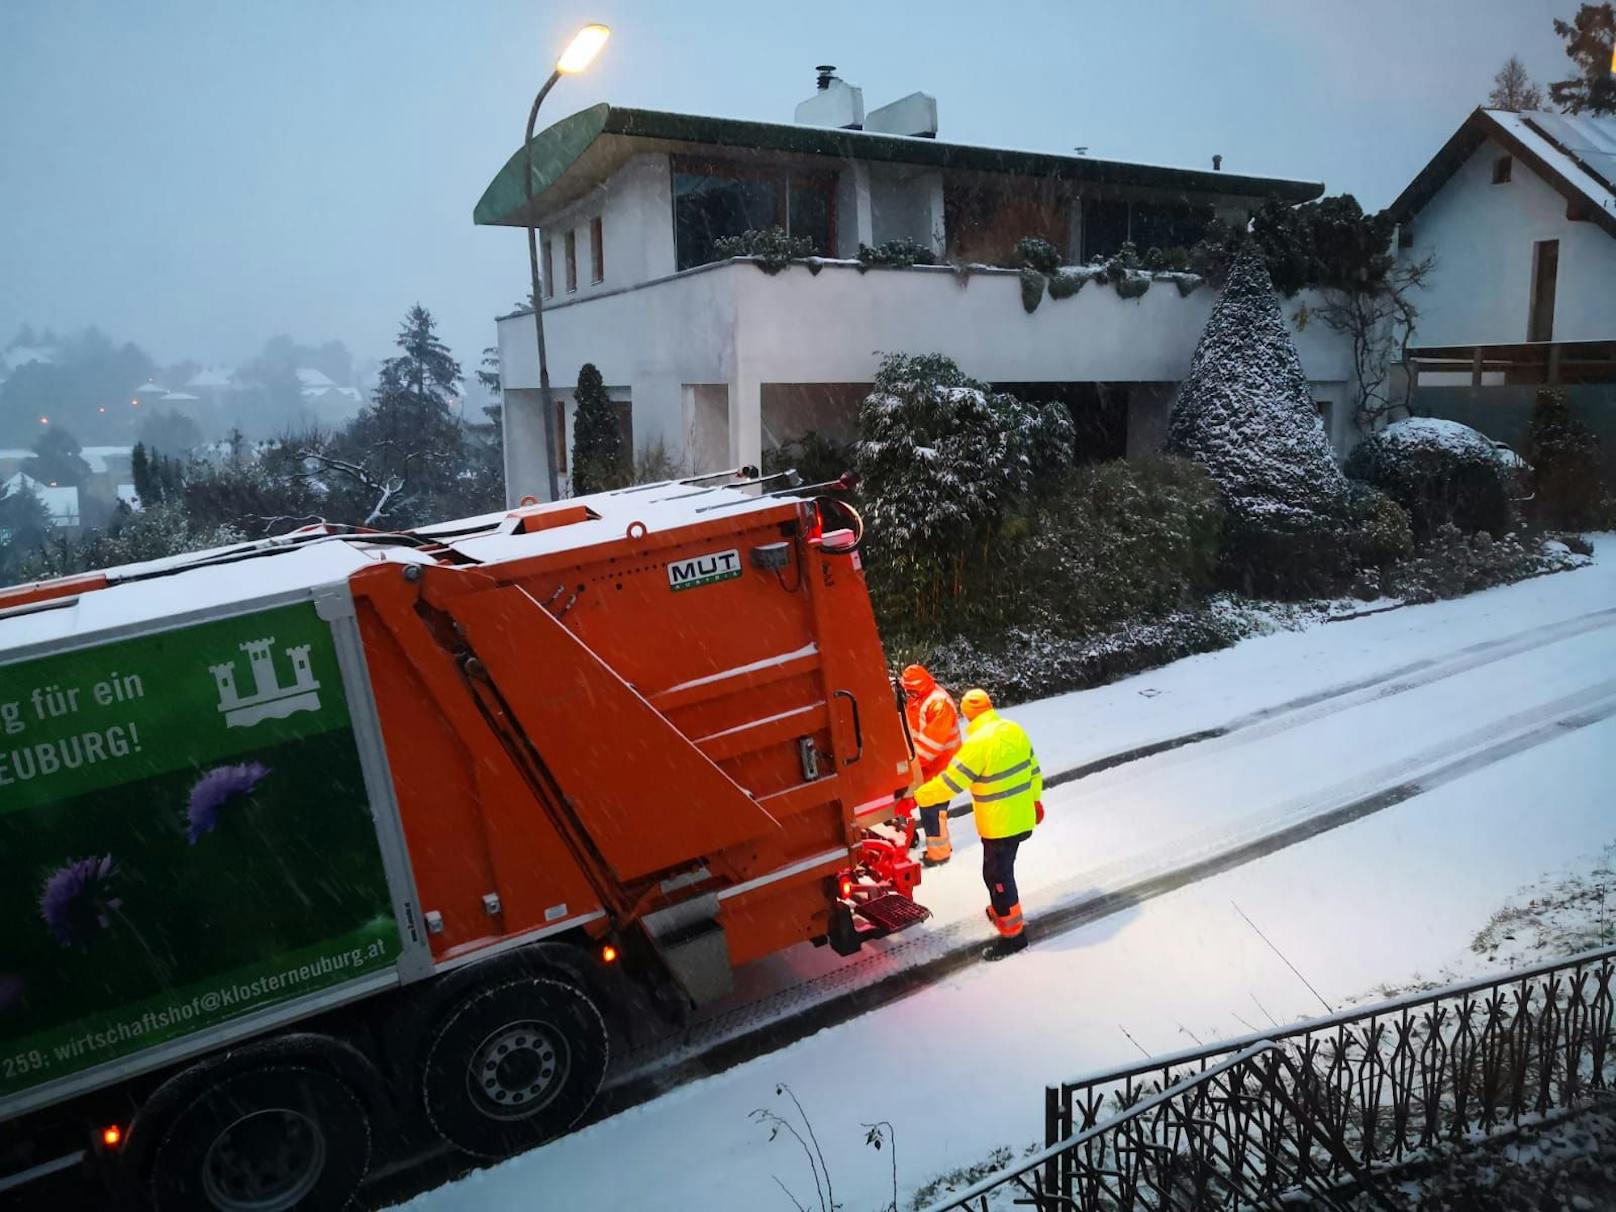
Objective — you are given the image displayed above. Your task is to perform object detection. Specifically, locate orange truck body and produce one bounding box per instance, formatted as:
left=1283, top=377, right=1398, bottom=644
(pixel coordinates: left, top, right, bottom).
left=354, top=485, right=918, bottom=971
left=0, top=477, right=927, bottom=1192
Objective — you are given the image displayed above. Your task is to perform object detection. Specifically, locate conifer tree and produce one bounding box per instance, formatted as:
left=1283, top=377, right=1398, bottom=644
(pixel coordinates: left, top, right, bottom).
left=569, top=362, right=623, bottom=494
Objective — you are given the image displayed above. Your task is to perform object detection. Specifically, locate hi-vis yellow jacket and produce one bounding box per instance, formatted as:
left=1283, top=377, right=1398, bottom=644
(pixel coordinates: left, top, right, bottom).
left=913, top=708, right=1042, bottom=839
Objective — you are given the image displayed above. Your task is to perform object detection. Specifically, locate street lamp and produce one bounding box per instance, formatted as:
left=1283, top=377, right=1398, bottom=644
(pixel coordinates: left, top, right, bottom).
left=524, top=22, right=610, bottom=503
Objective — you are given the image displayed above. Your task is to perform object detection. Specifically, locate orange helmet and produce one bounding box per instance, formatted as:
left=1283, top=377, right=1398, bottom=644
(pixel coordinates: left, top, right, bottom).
left=900, top=664, right=934, bottom=696
left=960, top=688, right=993, bottom=720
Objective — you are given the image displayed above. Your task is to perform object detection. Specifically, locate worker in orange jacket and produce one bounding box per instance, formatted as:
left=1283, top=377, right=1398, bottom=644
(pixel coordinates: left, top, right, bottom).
left=900, top=664, right=963, bottom=867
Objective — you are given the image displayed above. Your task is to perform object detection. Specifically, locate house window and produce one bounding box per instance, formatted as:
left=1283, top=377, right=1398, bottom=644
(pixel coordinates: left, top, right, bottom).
left=1492, top=155, right=1513, bottom=184
left=564, top=230, right=578, bottom=293
left=590, top=216, right=604, bottom=283
left=1528, top=239, right=1558, bottom=342
left=672, top=157, right=836, bottom=270
left=1128, top=201, right=1213, bottom=257
left=1080, top=198, right=1130, bottom=262
left=542, top=238, right=555, bottom=298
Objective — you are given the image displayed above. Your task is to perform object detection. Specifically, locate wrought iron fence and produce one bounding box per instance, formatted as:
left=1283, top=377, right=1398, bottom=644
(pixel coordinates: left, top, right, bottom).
left=921, top=944, right=1616, bottom=1211
left=928, top=1041, right=1395, bottom=1211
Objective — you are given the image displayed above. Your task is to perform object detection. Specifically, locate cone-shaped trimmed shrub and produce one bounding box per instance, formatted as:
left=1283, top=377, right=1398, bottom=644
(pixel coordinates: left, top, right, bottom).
left=1167, top=244, right=1352, bottom=597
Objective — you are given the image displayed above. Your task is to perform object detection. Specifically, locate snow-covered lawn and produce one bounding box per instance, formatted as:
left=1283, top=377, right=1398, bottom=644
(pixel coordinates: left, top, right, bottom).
left=394, top=546, right=1616, bottom=1212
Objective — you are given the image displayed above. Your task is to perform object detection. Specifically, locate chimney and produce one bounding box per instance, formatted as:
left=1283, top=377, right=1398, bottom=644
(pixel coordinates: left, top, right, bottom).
left=865, top=91, right=939, bottom=139
left=1212, top=154, right=1223, bottom=171
left=795, top=65, right=864, bottom=130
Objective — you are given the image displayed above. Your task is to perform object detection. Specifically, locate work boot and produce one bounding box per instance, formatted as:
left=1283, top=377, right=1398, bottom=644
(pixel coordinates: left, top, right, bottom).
left=923, top=854, right=949, bottom=869
left=981, top=932, right=1028, bottom=962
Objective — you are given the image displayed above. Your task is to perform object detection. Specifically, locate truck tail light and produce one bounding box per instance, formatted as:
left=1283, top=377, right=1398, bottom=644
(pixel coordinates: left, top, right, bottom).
left=101, top=1124, right=123, bottom=1149
left=838, top=876, right=853, bottom=899
left=600, top=943, right=619, bottom=964
left=805, top=503, right=825, bottom=546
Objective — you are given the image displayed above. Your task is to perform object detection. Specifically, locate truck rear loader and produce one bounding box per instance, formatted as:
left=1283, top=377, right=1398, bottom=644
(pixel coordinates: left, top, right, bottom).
left=0, top=474, right=929, bottom=1210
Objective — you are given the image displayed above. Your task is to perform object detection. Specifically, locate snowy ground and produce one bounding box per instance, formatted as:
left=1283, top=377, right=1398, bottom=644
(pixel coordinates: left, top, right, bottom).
left=393, top=546, right=1616, bottom=1212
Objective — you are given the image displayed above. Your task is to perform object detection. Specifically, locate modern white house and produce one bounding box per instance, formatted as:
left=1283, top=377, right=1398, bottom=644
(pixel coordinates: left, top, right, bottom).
left=1388, top=107, right=1616, bottom=462
left=478, top=71, right=1358, bottom=502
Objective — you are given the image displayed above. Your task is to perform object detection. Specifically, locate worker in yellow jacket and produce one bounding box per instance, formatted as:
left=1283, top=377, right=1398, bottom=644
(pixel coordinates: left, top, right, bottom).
left=914, top=688, right=1043, bottom=961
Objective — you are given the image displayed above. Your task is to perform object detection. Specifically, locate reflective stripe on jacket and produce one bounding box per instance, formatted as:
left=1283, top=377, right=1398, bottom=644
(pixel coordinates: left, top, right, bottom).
left=914, top=708, right=1042, bottom=839
left=906, top=684, right=962, bottom=777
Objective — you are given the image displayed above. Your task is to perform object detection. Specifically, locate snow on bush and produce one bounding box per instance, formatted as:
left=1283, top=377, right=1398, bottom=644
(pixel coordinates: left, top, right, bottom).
left=711, top=226, right=818, bottom=274
left=855, top=353, right=1072, bottom=630
left=1344, top=416, right=1515, bottom=539
left=1167, top=244, right=1344, bottom=515
left=897, top=608, right=1253, bottom=707
left=1166, top=243, right=1352, bottom=597
left=854, top=238, right=935, bottom=269
left=1374, top=524, right=1588, bottom=604
left=1016, top=457, right=1225, bottom=634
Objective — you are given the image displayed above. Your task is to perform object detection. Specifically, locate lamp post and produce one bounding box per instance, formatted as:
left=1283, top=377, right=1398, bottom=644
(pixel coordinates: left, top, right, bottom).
left=523, top=22, right=610, bottom=503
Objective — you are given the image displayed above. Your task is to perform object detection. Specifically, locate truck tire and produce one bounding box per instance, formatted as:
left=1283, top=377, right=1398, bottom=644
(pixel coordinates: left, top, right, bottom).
left=420, top=974, right=608, bottom=1158
left=144, top=1064, right=371, bottom=1212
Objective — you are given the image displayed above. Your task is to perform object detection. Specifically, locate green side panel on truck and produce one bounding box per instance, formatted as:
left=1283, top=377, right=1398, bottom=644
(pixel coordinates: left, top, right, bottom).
left=0, top=602, right=399, bottom=1101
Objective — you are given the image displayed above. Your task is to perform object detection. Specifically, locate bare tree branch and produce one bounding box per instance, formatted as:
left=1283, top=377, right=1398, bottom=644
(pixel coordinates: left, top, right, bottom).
left=294, top=446, right=411, bottom=527
left=1305, top=254, right=1435, bottom=436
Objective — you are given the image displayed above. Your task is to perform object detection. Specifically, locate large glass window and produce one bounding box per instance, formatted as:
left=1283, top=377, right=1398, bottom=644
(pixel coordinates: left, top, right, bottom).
left=1080, top=198, right=1129, bottom=262
left=673, top=158, right=836, bottom=270
left=787, top=180, right=833, bottom=256
left=1129, top=201, right=1212, bottom=255
left=1081, top=198, right=1211, bottom=261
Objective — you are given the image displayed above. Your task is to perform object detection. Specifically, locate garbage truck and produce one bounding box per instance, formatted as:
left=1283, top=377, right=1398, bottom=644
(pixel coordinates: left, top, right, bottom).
left=0, top=473, right=928, bottom=1210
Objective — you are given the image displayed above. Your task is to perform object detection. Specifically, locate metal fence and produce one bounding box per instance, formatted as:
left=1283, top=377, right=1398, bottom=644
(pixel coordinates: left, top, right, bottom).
left=923, top=944, right=1616, bottom=1210
left=931, top=1041, right=1395, bottom=1211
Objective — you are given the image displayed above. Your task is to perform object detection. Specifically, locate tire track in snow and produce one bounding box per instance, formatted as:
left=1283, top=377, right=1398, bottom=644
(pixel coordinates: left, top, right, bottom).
left=596, top=677, right=1616, bottom=1117
left=951, top=603, right=1616, bottom=813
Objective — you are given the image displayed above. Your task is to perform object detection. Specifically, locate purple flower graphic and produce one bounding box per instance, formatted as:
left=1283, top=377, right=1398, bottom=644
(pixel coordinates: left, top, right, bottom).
left=0, top=973, right=23, bottom=1013
left=39, top=856, right=123, bottom=948
left=186, top=761, right=271, bottom=843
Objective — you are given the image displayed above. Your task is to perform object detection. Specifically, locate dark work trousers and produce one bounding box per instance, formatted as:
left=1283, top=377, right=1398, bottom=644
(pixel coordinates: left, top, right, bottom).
left=981, top=829, right=1032, bottom=915
left=919, top=804, right=946, bottom=841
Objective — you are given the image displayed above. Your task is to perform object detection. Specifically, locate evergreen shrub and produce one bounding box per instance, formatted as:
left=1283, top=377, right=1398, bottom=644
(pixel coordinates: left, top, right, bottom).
left=1344, top=418, right=1514, bottom=538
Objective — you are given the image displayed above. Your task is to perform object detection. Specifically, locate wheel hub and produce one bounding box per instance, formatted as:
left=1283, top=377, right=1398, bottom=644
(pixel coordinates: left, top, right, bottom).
left=199, top=1107, right=326, bottom=1212
left=467, top=1019, right=571, bottom=1119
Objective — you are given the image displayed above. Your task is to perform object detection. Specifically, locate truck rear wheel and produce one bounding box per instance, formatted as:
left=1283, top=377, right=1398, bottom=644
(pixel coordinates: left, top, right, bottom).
left=420, top=974, right=608, bottom=1158
left=144, top=1064, right=371, bottom=1212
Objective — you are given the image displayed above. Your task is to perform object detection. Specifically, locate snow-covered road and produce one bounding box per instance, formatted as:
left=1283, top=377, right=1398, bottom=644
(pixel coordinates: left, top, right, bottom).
left=392, top=551, right=1616, bottom=1212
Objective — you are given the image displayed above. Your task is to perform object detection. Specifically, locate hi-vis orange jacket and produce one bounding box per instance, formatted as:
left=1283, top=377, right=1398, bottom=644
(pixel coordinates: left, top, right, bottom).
left=904, top=673, right=962, bottom=782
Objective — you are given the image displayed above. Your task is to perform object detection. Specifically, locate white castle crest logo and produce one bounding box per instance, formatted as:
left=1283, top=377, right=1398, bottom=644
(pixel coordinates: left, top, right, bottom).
left=210, top=637, right=322, bottom=729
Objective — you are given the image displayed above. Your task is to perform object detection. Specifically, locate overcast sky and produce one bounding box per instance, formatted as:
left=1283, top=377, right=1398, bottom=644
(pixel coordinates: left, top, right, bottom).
left=0, top=1, right=1573, bottom=378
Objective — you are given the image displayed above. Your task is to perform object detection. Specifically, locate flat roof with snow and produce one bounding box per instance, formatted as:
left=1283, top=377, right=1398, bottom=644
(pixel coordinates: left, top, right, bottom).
left=476, top=103, right=1325, bottom=228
